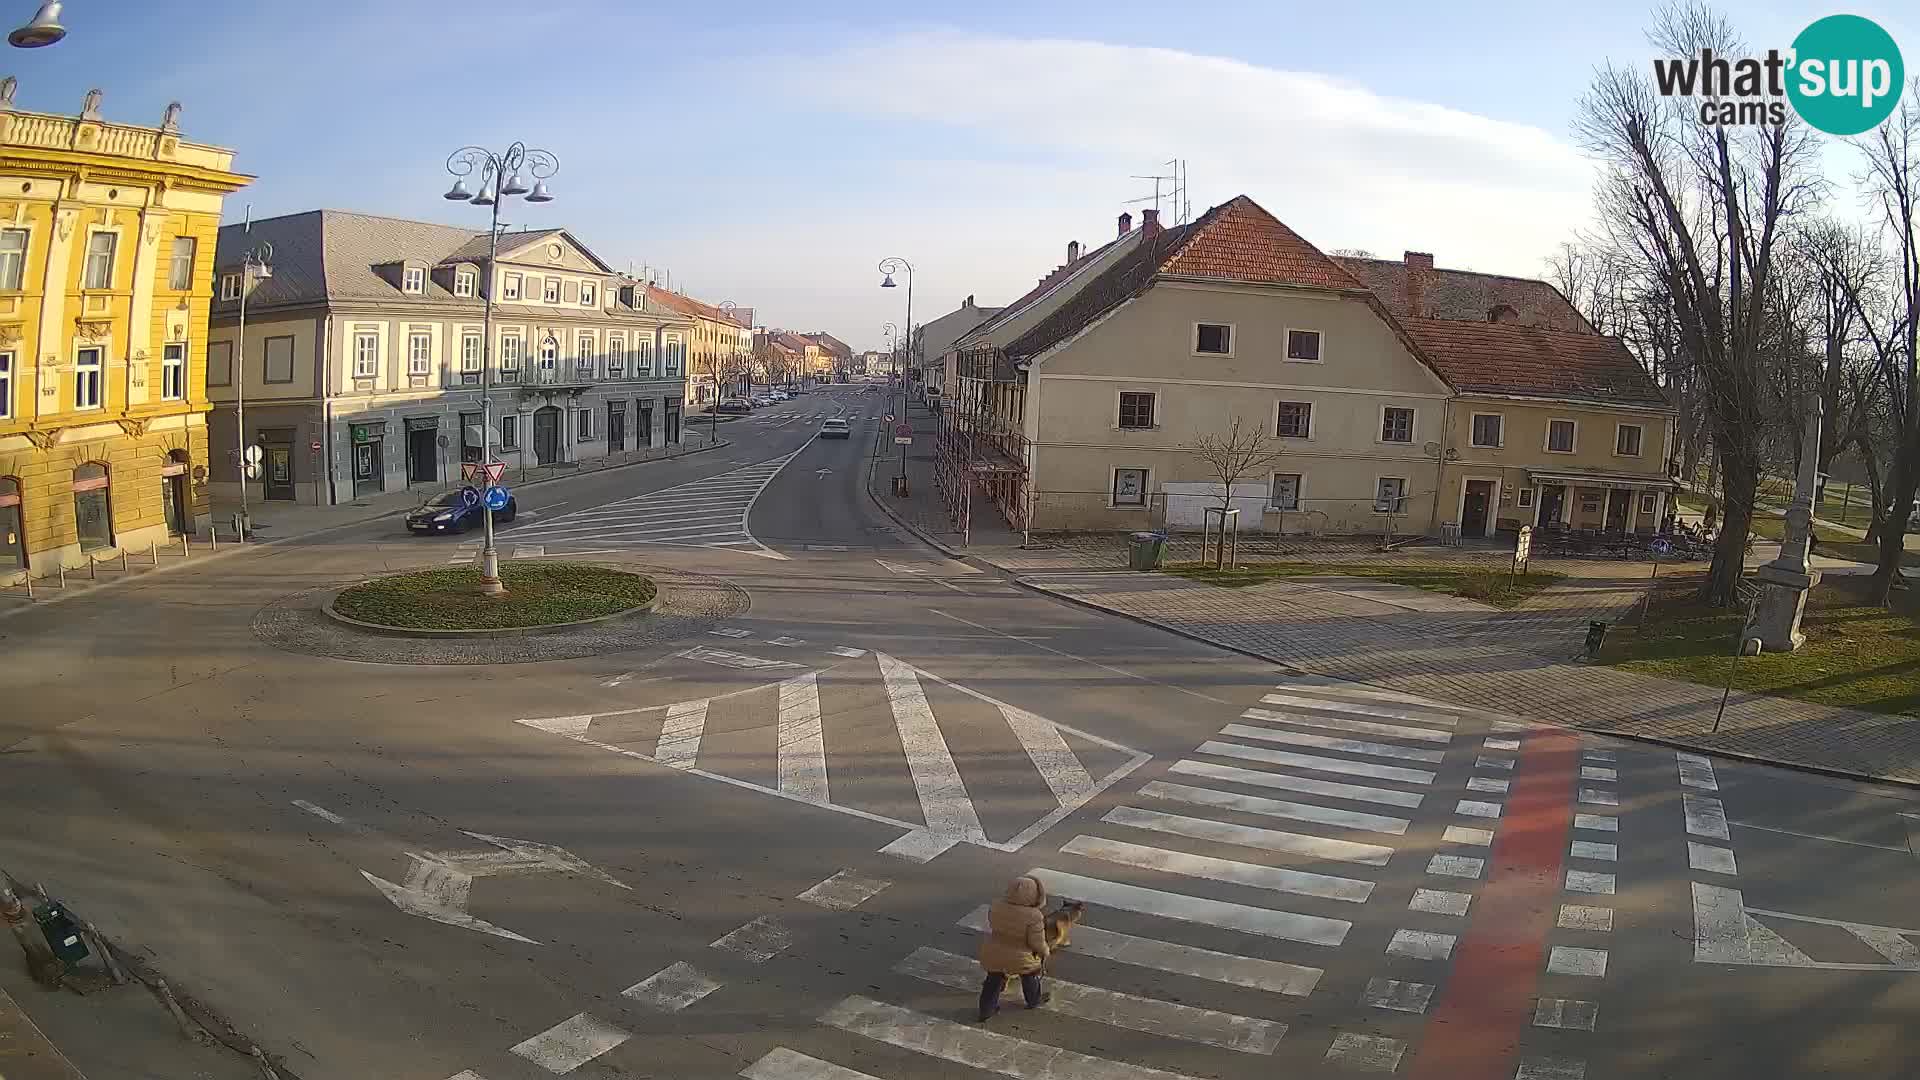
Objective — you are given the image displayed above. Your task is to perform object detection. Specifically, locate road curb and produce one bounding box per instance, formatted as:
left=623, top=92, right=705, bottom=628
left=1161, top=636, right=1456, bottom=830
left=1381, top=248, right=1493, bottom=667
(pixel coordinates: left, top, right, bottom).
left=1011, top=575, right=1920, bottom=791
left=321, top=586, right=661, bottom=638
left=862, top=431, right=970, bottom=563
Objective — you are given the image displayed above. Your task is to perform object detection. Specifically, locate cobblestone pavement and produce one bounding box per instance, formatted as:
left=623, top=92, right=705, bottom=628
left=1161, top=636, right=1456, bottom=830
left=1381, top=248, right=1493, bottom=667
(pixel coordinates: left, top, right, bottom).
left=1012, top=569, right=1920, bottom=783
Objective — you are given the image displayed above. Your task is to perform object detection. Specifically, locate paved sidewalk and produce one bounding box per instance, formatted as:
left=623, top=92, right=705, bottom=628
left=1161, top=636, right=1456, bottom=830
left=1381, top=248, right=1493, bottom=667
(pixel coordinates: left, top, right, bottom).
left=0, top=985, right=86, bottom=1080
left=1015, top=568, right=1920, bottom=783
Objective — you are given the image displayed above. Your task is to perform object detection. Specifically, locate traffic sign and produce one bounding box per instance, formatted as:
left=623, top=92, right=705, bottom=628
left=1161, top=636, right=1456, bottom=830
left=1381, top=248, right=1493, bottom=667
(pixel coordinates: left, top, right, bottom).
left=243, top=445, right=263, bottom=465
left=885, top=414, right=895, bottom=423
left=894, top=436, right=913, bottom=445
left=460, top=486, right=481, bottom=508
left=485, top=461, right=507, bottom=485
left=461, top=461, right=481, bottom=483
left=485, top=486, right=510, bottom=511
left=243, top=463, right=259, bottom=479
left=1650, top=537, right=1673, bottom=558
left=1512, top=524, right=1533, bottom=574
left=309, top=439, right=322, bottom=453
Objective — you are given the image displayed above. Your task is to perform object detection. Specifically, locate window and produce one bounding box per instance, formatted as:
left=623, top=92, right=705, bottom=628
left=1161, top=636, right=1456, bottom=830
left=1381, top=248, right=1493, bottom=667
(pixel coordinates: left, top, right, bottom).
left=502, top=273, right=523, bottom=300
left=1194, top=323, right=1232, bottom=355
left=264, top=335, right=295, bottom=384
left=1374, top=477, right=1408, bottom=513
left=1470, top=413, right=1504, bottom=448
left=407, top=332, right=431, bottom=377
left=1271, top=473, right=1301, bottom=511
left=460, top=333, right=482, bottom=384
left=665, top=338, right=684, bottom=376
left=82, top=231, right=117, bottom=290
left=73, top=346, right=102, bottom=408
left=499, top=335, right=522, bottom=382
left=636, top=339, right=654, bottom=377
left=1639, top=492, right=1657, bottom=515
left=1615, top=423, right=1643, bottom=457
left=220, top=273, right=240, bottom=301
left=1286, top=329, right=1322, bottom=362
left=1276, top=400, right=1312, bottom=438
left=1381, top=406, right=1414, bottom=443
left=0, top=352, right=11, bottom=417
left=207, top=340, right=232, bottom=385
left=1547, top=418, right=1577, bottom=453
left=538, top=337, right=558, bottom=371
left=402, top=266, right=425, bottom=294
left=1118, top=391, right=1155, bottom=429
left=577, top=332, right=595, bottom=378
left=353, top=332, right=378, bottom=378
left=0, top=228, right=25, bottom=290
left=500, top=414, right=518, bottom=449
left=158, top=343, right=185, bottom=401
left=542, top=278, right=560, bottom=303
left=580, top=282, right=596, bottom=307
left=1517, top=487, right=1535, bottom=509
left=1112, top=467, right=1148, bottom=507
left=454, top=270, right=475, bottom=298
left=607, top=337, right=625, bottom=378
left=577, top=408, right=593, bottom=440
left=168, top=237, right=196, bottom=291
left=72, top=462, right=111, bottom=552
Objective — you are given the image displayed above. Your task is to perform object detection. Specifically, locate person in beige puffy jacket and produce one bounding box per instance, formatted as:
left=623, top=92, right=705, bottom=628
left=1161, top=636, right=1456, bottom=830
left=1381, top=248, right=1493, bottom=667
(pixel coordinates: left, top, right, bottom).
left=976, top=874, right=1052, bottom=1021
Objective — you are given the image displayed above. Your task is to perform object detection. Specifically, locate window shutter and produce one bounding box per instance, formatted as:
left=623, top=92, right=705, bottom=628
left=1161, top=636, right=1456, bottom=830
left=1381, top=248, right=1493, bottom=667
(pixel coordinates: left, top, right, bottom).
left=526, top=276, right=542, bottom=299
left=563, top=280, right=579, bottom=303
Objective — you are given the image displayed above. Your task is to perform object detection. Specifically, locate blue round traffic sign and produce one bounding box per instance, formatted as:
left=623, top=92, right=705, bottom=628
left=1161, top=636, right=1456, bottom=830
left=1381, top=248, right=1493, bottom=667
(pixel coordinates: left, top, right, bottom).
left=485, top=486, right=510, bottom=511
left=460, top=486, right=481, bottom=508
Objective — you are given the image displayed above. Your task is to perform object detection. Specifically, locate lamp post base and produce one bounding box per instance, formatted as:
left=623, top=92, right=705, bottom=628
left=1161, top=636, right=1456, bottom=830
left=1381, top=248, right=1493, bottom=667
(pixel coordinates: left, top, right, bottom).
left=477, top=548, right=507, bottom=597
left=1745, top=563, right=1818, bottom=653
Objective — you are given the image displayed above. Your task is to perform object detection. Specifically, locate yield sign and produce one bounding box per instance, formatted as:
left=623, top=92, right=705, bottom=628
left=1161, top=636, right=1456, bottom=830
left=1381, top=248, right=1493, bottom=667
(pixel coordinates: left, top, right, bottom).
left=460, top=461, right=481, bottom=483
left=361, top=831, right=628, bottom=944
left=485, top=461, right=507, bottom=485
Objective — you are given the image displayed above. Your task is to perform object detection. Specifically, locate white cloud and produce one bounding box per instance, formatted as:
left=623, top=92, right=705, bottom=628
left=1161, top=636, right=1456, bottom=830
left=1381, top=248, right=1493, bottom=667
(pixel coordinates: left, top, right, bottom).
left=737, top=29, right=1598, bottom=343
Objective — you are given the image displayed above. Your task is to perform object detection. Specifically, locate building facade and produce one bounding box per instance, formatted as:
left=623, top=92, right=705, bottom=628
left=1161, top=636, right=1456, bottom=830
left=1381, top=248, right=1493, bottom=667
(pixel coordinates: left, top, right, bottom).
left=205, top=212, right=693, bottom=507
left=946, top=198, right=1673, bottom=535
left=641, top=285, right=750, bottom=408
left=0, top=85, right=250, bottom=580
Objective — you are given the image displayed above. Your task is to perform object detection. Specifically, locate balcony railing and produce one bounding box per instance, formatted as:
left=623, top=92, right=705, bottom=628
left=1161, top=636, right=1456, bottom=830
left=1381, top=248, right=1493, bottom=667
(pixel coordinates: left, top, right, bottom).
left=481, top=359, right=683, bottom=388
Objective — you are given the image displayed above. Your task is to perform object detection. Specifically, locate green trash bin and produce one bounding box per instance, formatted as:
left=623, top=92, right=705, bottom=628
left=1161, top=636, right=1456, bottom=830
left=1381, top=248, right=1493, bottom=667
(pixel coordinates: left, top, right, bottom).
left=1129, top=531, right=1167, bottom=571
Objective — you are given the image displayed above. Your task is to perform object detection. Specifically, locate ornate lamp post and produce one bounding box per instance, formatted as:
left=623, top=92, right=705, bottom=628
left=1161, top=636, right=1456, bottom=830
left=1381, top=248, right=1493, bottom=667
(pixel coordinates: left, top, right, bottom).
left=232, top=240, right=272, bottom=539
left=442, top=141, right=557, bottom=597
left=878, top=258, right=913, bottom=405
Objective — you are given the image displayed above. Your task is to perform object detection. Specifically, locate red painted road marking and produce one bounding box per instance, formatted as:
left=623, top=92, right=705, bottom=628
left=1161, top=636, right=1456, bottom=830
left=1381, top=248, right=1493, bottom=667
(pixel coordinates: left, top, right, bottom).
left=1408, top=728, right=1579, bottom=1080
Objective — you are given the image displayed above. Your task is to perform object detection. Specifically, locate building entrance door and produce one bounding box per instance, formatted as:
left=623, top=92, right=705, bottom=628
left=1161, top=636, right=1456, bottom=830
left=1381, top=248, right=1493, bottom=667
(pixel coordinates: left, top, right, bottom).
left=533, top=406, right=562, bottom=466
left=407, top=425, right=439, bottom=485
left=1462, top=480, right=1493, bottom=536
left=608, top=403, right=626, bottom=451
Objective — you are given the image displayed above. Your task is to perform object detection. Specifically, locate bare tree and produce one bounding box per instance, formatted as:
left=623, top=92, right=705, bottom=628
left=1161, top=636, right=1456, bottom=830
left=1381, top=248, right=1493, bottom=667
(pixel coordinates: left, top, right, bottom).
left=1831, top=82, right=1920, bottom=603
left=1573, top=2, right=1825, bottom=606
left=1185, top=416, right=1288, bottom=566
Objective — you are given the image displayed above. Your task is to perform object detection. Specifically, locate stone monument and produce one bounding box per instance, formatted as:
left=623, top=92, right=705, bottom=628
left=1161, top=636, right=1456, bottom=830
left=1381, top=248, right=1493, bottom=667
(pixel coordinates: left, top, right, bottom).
left=1747, top=390, right=1822, bottom=651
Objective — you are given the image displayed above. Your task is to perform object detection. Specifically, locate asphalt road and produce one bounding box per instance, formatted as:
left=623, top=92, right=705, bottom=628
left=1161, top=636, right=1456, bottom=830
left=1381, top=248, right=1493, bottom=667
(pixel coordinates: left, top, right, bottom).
left=1, top=384, right=1917, bottom=1080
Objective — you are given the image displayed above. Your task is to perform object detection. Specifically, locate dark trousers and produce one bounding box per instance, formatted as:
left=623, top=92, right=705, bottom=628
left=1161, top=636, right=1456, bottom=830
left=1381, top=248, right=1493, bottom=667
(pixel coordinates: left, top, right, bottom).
left=979, top=971, right=1042, bottom=1014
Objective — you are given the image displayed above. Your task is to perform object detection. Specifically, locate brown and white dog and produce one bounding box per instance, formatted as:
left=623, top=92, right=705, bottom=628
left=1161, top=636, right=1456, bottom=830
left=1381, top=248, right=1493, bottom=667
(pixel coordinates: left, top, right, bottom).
left=1041, top=899, right=1087, bottom=973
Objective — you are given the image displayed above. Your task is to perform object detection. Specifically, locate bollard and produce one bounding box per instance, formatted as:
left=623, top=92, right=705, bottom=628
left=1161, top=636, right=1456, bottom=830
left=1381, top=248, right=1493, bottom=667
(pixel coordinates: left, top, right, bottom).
left=182, top=533, right=190, bottom=558
left=21, top=573, right=30, bottom=599
left=88, top=556, right=97, bottom=580
left=57, top=563, right=66, bottom=588
left=152, top=545, right=160, bottom=567
left=154, top=978, right=205, bottom=1043
left=209, top=528, right=217, bottom=552
left=120, top=549, right=129, bottom=572
left=76, top=917, right=127, bottom=984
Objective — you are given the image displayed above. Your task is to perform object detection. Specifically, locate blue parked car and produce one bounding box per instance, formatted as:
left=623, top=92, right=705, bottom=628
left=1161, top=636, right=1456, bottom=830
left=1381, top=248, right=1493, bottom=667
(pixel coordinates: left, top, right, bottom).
left=405, top=485, right=515, bottom=534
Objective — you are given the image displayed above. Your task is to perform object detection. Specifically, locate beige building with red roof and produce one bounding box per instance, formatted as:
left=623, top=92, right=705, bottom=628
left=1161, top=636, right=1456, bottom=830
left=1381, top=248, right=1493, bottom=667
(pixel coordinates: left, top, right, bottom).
left=949, top=196, right=1675, bottom=537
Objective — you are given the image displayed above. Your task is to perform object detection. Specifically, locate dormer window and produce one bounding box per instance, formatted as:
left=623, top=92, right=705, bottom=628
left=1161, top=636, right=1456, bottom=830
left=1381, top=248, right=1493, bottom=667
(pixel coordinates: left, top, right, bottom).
left=543, top=278, right=560, bottom=303
left=219, top=273, right=241, bottom=301
left=453, top=269, right=476, bottom=298
left=580, top=281, right=597, bottom=307
left=402, top=266, right=425, bottom=294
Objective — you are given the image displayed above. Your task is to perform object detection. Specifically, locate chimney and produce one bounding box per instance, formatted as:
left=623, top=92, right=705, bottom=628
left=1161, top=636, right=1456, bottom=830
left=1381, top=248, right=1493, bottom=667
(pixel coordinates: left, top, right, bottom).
left=1117, top=211, right=1132, bottom=238
left=1141, top=208, right=1160, bottom=238
left=1403, top=251, right=1434, bottom=318
left=964, top=293, right=975, bottom=308
left=1067, top=240, right=1080, bottom=264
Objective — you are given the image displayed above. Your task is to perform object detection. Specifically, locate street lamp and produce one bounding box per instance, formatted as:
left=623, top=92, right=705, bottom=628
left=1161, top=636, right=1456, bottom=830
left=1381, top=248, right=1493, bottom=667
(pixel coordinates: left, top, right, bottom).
left=8, top=1, right=63, bottom=48
left=443, top=140, right=558, bottom=597
left=717, top=300, right=738, bottom=434
left=233, top=240, right=272, bottom=540
left=879, top=258, right=913, bottom=486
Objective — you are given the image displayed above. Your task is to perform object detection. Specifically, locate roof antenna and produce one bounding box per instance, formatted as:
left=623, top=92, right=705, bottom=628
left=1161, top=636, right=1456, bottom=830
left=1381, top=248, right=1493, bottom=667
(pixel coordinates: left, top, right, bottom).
left=1125, top=158, right=1189, bottom=224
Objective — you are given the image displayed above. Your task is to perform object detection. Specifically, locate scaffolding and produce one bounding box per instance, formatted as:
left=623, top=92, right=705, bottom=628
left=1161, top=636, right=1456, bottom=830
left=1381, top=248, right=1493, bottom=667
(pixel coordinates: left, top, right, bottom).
left=935, top=346, right=1031, bottom=545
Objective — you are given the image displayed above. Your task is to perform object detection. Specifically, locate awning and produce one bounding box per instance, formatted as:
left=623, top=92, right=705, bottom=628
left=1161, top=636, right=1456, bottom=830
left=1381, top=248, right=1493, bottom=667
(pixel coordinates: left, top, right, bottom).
left=1529, top=471, right=1677, bottom=490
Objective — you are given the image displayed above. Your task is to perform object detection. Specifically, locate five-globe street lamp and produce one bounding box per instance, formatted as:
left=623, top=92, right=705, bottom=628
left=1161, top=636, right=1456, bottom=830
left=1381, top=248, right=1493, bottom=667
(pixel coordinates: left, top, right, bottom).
left=442, top=141, right=557, bottom=597
left=8, top=1, right=63, bottom=48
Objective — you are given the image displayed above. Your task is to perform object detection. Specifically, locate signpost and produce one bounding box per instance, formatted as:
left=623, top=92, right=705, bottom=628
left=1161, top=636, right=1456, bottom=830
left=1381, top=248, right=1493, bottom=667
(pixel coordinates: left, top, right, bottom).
left=1511, top=524, right=1533, bottom=580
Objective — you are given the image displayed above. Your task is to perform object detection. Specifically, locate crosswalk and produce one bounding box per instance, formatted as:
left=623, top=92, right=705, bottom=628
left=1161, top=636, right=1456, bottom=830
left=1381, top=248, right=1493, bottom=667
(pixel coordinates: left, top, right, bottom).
left=493, top=455, right=796, bottom=560
left=727, top=677, right=1519, bottom=1079
left=515, top=650, right=1150, bottom=862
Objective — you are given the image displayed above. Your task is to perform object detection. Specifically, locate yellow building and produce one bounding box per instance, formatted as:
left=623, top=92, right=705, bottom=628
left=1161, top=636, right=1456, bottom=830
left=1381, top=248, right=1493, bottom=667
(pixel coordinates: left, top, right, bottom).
left=0, top=84, right=251, bottom=580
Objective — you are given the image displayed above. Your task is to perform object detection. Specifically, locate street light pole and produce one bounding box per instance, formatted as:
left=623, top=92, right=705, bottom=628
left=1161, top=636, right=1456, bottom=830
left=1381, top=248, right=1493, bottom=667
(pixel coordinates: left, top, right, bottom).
left=233, top=240, right=272, bottom=540
left=444, top=141, right=557, bottom=597
left=879, top=258, right=913, bottom=483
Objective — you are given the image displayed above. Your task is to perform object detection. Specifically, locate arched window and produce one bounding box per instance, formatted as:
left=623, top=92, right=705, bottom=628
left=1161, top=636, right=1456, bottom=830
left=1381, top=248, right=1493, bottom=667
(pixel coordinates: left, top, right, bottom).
left=72, top=461, right=113, bottom=552
left=0, top=476, right=24, bottom=571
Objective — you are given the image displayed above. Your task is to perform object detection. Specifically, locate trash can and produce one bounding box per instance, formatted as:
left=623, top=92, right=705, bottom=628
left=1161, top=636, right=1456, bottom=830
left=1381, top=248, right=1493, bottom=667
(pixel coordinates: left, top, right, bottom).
left=1128, top=530, right=1167, bottom=571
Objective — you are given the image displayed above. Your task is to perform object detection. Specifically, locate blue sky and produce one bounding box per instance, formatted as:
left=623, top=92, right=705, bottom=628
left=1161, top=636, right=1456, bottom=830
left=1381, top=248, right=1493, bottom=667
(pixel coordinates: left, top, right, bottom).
left=6, top=1, right=1913, bottom=349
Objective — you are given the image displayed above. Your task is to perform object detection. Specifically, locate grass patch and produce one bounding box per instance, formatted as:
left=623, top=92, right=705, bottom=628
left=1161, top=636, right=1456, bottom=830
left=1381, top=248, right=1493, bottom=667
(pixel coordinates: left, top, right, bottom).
left=1602, top=574, right=1920, bottom=717
left=333, top=562, right=655, bottom=630
left=1165, top=561, right=1564, bottom=609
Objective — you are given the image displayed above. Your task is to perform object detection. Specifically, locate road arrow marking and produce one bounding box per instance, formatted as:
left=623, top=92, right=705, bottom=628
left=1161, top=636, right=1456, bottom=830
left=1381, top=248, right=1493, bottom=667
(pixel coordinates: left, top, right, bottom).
left=815, top=468, right=834, bottom=477
left=361, top=832, right=626, bottom=944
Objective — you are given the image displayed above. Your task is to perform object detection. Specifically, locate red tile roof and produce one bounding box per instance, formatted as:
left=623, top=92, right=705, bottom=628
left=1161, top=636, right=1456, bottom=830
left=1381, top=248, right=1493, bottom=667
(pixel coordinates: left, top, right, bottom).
left=1397, top=317, right=1668, bottom=409
left=1334, top=256, right=1592, bottom=333
left=1159, top=196, right=1364, bottom=291
left=644, top=284, right=748, bottom=326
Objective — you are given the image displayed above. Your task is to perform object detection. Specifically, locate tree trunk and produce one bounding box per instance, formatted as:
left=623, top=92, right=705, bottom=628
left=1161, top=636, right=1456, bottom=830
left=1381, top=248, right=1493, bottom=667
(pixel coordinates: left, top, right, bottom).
left=1861, top=441, right=1887, bottom=544
left=1700, top=443, right=1759, bottom=607
left=1867, top=441, right=1916, bottom=604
